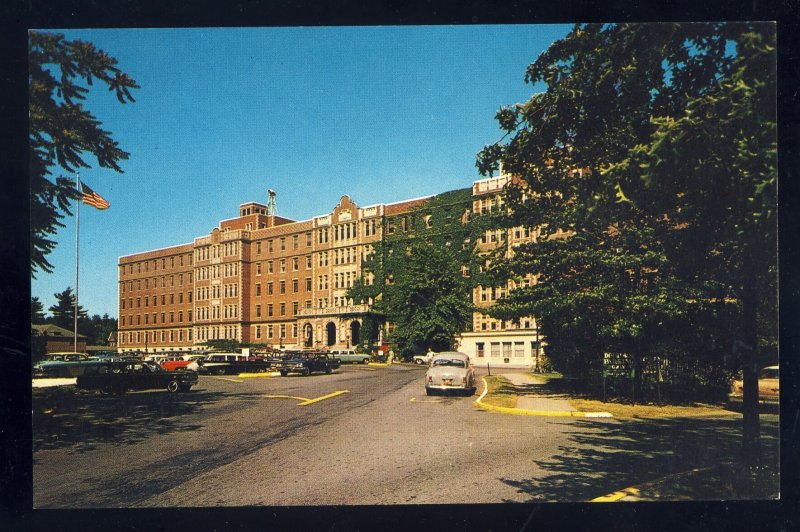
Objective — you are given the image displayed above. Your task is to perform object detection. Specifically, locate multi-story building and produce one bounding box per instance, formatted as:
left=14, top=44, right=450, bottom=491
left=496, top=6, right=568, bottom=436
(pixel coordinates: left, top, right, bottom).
left=118, top=174, right=542, bottom=368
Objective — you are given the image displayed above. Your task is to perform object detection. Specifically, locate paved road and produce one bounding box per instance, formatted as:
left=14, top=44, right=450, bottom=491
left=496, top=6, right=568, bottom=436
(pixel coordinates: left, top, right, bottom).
left=32, top=365, right=779, bottom=507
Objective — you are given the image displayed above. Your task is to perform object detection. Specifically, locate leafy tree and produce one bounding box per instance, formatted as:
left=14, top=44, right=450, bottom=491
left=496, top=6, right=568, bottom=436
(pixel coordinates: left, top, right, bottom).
left=29, top=31, right=139, bottom=275
left=31, top=296, right=47, bottom=324
left=202, top=339, right=241, bottom=353
left=477, top=23, right=776, bottom=451
left=82, top=313, right=118, bottom=346
left=48, top=287, right=88, bottom=331
left=348, top=189, right=478, bottom=355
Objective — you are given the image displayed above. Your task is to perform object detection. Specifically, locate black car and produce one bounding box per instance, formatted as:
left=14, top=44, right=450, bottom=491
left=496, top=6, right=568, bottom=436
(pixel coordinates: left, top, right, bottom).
left=76, top=360, right=198, bottom=394
left=278, top=351, right=341, bottom=376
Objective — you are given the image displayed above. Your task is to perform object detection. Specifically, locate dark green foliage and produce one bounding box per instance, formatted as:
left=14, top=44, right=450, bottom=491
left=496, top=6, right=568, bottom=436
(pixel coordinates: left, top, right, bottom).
left=202, top=339, right=242, bottom=353
left=477, top=23, right=777, bottom=404
left=31, top=296, right=47, bottom=324
left=29, top=31, right=139, bottom=275
left=48, top=287, right=88, bottom=331
left=348, top=189, right=478, bottom=355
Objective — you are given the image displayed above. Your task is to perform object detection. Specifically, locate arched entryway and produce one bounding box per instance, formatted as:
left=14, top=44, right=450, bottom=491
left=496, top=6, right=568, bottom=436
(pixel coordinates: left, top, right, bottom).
left=326, top=322, right=337, bottom=347
left=350, top=320, right=361, bottom=346
left=303, top=323, right=313, bottom=348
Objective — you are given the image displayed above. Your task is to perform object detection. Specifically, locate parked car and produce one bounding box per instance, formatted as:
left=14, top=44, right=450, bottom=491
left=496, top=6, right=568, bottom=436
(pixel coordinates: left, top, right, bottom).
left=413, top=351, right=435, bottom=365
left=328, top=349, right=371, bottom=365
left=33, top=352, right=101, bottom=378
left=200, top=352, right=275, bottom=374
left=278, top=351, right=341, bottom=376
left=76, top=360, right=198, bottom=394
left=425, top=352, right=475, bottom=396
left=728, top=365, right=779, bottom=407
left=160, top=357, right=201, bottom=372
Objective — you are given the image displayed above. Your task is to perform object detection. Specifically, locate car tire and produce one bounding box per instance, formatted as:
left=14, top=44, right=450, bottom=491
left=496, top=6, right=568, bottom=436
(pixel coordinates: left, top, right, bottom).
left=425, top=387, right=434, bottom=396
left=167, top=380, right=180, bottom=393
left=101, top=384, right=115, bottom=395
left=302, top=367, right=311, bottom=377
left=362, top=358, right=370, bottom=365
left=280, top=370, right=288, bottom=377
left=325, top=366, right=332, bottom=374
left=415, top=359, right=423, bottom=365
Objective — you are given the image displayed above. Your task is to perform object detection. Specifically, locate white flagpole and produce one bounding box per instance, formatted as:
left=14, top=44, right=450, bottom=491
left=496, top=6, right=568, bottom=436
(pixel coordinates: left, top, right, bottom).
left=74, top=174, right=80, bottom=352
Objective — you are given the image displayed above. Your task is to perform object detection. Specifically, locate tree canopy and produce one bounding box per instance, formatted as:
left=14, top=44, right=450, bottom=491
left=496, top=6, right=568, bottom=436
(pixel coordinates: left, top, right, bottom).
left=47, top=287, right=88, bottom=331
left=348, top=189, right=478, bottom=354
left=477, top=23, right=776, bottom=386
left=29, top=31, right=139, bottom=275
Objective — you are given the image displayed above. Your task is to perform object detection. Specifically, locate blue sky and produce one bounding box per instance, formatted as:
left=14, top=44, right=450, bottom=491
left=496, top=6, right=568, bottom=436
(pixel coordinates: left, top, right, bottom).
left=31, top=25, right=572, bottom=318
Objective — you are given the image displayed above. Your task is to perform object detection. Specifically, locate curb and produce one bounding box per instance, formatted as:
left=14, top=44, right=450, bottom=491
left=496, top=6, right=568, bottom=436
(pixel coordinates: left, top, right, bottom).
left=589, top=463, right=723, bottom=502
left=474, top=377, right=613, bottom=418
left=238, top=372, right=282, bottom=378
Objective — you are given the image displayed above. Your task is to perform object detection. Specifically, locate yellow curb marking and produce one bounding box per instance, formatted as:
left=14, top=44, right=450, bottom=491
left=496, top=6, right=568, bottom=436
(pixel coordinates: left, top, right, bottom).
left=410, top=397, right=443, bottom=403
left=367, top=362, right=390, bottom=367
left=210, top=376, right=245, bottom=383
left=591, top=487, right=640, bottom=502
left=474, top=377, right=613, bottom=418
left=238, top=372, right=282, bottom=378
left=262, top=390, right=349, bottom=406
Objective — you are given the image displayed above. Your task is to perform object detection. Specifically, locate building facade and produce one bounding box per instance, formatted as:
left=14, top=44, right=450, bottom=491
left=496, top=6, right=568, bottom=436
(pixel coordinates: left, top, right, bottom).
left=118, top=174, right=541, bottom=368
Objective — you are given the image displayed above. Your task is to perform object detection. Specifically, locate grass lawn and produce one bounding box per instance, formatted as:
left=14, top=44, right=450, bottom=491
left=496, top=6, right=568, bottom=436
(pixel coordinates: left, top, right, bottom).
left=480, top=375, right=518, bottom=408
left=570, top=398, right=740, bottom=419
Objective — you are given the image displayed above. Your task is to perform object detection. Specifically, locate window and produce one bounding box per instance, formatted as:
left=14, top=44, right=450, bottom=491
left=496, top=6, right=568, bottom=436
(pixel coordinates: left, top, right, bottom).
left=305, top=232, right=312, bottom=246
left=491, top=342, right=500, bottom=357
left=293, top=257, right=299, bottom=270
left=268, top=282, right=273, bottom=295
left=292, top=301, right=298, bottom=315
left=268, top=239, right=273, bottom=252
left=280, top=259, right=286, bottom=273
left=514, top=342, right=525, bottom=358
left=280, top=303, right=286, bottom=316
left=170, top=312, right=174, bottom=323
left=256, top=241, right=262, bottom=254
left=305, top=278, right=312, bottom=291
left=292, top=279, right=299, bottom=293
left=502, top=342, right=512, bottom=358
left=255, top=305, right=261, bottom=318
left=280, top=280, right=286, bottom=294
left=256, top=262, right=262, bottom=275
left=255, top=326, right=262, bottom=340
left=306, top=255, right=312, bottom=269
left=280, top=237, right=286, bottom=250
left=255, top=283, right=261, bottom=296
left=267, top=304, right=273, bottom=316
left=293, top=235, right=299, bottom=249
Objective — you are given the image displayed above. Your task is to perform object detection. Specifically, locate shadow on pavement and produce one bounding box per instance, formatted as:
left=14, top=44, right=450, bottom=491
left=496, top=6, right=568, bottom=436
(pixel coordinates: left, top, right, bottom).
left=32, top=386, right=225, bottom=452
left=499, top=416, right=779, bottom=502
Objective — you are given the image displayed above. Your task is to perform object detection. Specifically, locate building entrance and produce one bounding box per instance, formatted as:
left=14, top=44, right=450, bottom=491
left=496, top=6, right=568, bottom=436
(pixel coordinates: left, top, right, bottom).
left=326, top=322, right=336, bottom=347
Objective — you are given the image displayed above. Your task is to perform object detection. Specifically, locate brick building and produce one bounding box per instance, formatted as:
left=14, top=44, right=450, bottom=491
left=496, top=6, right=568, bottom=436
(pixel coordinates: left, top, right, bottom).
left=118, top=174, right=542, bottom=368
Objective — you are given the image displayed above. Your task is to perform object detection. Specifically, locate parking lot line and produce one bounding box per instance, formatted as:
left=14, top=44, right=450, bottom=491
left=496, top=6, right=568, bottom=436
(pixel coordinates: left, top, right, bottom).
left=261, top=390, right=349, bottom=406
left=298, top=390, right=349, bottom=406
left=410, top=397, right=443, bottom=403
left=210, top=376, right=245, bottom=383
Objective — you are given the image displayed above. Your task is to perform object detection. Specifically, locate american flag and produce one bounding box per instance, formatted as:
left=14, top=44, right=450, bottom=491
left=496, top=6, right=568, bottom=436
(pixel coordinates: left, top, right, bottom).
left=78, top=179, right=110, bottom=210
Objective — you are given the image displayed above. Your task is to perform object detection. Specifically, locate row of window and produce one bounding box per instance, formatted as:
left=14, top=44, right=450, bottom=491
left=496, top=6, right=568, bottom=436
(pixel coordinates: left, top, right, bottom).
left=253, top=323, right=296, bottom=341
left=121, top=291, right=193, bottom=310
left=121, top=254, right=191, bottom=276
left=475, top=341, right=531, bottom=358
left=121, top=310, right=192, bottom=327
left=120, top=273, right=192, bottom=293
left=119, top=328, right=193, bottom=345
left=254, top=233, right=313, bottom=255
left=254, top=300, right=306, bottom=318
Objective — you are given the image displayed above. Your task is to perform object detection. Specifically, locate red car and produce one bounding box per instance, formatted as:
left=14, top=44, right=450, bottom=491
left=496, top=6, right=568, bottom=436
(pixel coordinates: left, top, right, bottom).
left=160, top=358, right=200, bottom=372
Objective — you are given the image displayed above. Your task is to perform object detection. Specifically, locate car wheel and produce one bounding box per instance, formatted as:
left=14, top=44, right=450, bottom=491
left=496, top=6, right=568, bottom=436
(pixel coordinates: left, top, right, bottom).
left=280, top=370, right=288, bottom=377
left=101, top=384, right=115, bottom=395
left=325, top=366, right=332, bottom=374
left=425, top=387, right=434, bottom=396
left=167, top=380, right=180, bottom=393
left=415, top=359, right=423, bottom=365
left=362, top=358, right=370, bottom=365
left=302, top=367, right=311, bottom=377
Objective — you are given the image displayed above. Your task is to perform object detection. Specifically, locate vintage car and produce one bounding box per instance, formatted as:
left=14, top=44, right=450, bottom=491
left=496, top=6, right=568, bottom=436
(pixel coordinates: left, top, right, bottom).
left=413, top=351, right=435, bottom=365
left=425, top=352, right=476, bottom=396
left=278, top=351, right=341, bottom=376
left=33, top=352, right=101, bottom=378
left=76, top=360, right=198, bottom=394
left=728, top=365, right=779, bottom=407
left=160, top=356, right=202, bottom=372
left=327, top=349, right=371, bottom=365
left=200, top=352, right=276, bottom=375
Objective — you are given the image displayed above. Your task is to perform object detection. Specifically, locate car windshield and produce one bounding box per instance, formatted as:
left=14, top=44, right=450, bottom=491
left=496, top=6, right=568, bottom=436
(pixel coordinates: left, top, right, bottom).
left=432, top=359, right=466, bottom=368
